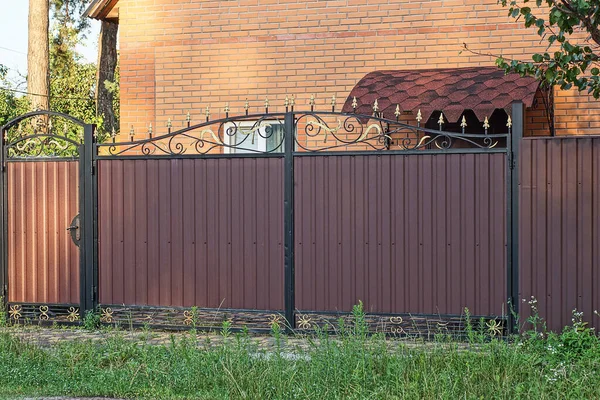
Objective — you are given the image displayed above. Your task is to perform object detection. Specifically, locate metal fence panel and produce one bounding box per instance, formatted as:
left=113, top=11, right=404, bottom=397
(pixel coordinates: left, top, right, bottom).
left=294, top=153, right=507, bottom=317
left=97, top=158, right=285, bottom=311
left=520, top=137, right=600, bottom=332
left=7, top=161, right=80, bottom=304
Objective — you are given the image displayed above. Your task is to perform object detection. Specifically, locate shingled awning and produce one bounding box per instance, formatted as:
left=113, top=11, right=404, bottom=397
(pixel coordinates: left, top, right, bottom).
left=342, top=67, right=541, bottom=122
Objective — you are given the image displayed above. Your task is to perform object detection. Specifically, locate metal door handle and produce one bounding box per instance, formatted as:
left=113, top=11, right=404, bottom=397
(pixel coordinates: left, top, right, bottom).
left=67, top=225, right=78, bottom=231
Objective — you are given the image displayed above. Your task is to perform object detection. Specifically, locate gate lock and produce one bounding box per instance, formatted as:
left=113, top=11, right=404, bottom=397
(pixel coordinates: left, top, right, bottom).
left=67, top=214, right=80, bottom=247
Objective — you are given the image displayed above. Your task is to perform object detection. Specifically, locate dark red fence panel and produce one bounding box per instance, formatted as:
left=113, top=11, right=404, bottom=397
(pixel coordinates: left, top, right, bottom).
left=294, top=153, right=507, bottom=317
left=520, top=137, right=600, bottom=332
left=97, top=158, right=284, bottom=311
left=7, top=161, right=80, bottom=304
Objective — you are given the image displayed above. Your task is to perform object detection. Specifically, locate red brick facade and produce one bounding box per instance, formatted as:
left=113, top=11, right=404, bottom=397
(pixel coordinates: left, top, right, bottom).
left=110, top=0, right=599, bottom=138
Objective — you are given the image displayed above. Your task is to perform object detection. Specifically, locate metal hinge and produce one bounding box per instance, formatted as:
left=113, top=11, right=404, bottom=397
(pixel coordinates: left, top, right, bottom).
left=509, top=152, right=516, bottom=170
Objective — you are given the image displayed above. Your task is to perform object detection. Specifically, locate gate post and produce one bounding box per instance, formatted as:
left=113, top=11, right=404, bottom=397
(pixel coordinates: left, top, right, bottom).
left=80, top=124, right=97, bottom=315
left=507, top=101, right=523, bottom=333
left=283, top=111, right=296, bottom=330
left=0, top=125, right=6, bottom=306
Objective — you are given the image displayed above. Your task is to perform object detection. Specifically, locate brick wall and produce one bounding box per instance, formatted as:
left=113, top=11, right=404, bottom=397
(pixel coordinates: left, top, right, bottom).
left=117, top=0, right=600, bottom=138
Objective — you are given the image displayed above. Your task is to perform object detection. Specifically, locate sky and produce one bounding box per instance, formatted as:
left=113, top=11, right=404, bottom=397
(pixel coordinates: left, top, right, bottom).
left=0, top=0, right=100, bottom=88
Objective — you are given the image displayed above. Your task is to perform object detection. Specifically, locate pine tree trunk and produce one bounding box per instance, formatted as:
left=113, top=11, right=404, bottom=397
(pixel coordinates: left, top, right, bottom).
left=96, top=20, right=118, bottom=134
left=27, top=0, right=50, bottom=111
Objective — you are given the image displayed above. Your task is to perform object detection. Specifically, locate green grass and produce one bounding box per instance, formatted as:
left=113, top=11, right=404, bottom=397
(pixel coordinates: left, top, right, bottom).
left=0, top=305, right=599, bottom=399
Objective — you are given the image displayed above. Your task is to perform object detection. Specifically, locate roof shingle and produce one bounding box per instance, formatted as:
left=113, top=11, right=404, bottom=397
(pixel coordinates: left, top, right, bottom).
left=342, top=67, right=541, bottom=122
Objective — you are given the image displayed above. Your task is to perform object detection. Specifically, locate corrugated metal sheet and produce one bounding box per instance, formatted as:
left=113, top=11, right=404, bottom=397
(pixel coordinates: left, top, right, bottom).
left=520, top=137, right=600, bottom=332
left=295, top=153, right=507, bottom=316
left=98, top=158, right=284, bottom=310
left=7, top=161, right=80, bottom=304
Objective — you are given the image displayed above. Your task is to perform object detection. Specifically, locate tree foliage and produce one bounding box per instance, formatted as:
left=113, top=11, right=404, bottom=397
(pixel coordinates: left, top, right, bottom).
left=497, top=0, right=600, bottom=98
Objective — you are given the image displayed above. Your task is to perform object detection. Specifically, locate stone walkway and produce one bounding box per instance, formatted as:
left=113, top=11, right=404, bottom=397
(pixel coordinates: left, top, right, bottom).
left=1, top=325, right=449, bottom=353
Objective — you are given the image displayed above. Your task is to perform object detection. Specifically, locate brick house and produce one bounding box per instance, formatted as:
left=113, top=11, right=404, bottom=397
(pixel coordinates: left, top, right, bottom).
left=86, top=0, right=600, bottom=140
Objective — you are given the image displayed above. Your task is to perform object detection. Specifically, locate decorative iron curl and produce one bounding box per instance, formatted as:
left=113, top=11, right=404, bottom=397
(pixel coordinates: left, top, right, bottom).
left=5, top=134, right=80, bottom=158
left=97, top=115, right=286, bottom=157
left=295, top=113, right=388, bottom=152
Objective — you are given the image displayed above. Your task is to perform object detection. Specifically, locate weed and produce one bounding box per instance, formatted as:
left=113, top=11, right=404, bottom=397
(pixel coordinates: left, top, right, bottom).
left=82, top=309, right=100, bottom=331
left=0, top=297, right=6, bottom=327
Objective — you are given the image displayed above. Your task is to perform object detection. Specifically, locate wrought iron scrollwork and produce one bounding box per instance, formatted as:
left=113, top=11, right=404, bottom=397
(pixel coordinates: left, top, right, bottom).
left=2, top=111, right=84, bottom=159
left=294, top=111, right=508, bottom=152
left=98, top=115, right=286, bottom=157
left=95, top=106, right=509, bottom=157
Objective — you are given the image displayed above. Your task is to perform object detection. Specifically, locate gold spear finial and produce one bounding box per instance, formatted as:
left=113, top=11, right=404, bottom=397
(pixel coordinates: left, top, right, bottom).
left=167, top=118, right=172, bottom=129
left=244, top=98, right=249, bottom=112
left=394, top=104, right=401, bottom=118
left=416, top=109, right=422, bottom=123
left=483, top=116, right=490, bottom=130
left=285, top=96, right=290, bottom=108
left=265, top=97, right=270, bottom=109
left=438, top=112, right=445, bottom=127
left=506, top=115, right=512, bottom=128
left=460, top=115, right=467, bottom=129
left=111, top=126, right=116, bottom=138
left=373, top=99, right=379, bottom=113
left=186, top=111, right=191, bottom=123
left=205, top=106, right=210, bottom=119
left=352, top=96, right=358, bottom=110
left=331, top=94, right=337, bottom=108
left=148, top=123, right=153, bottom=136
left=309, top=94, right=315, bottom=107
left=290, top=94, right=296, bottom=107
left=224, top=103, right=230, bottom=114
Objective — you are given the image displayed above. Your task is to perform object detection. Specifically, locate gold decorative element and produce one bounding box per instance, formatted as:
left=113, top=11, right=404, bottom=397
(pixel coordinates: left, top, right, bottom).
left=358, top=124, right=384, bottom=142
left=460, top=115, right=467, bottom=129
left=205, top=106, right=210, bottom=119
left=186, top=111, right=191, bottom=123
left=15, top=139, right=38, bottom=152
left=183, top=310, right=194, bottom=326
left=148, top=123, right=153, bottom=136
left=389, top=316, right=406, bottom=335
left=244, top=99, right=249, bottom=112
left=416, top=109, right=422, bottom=123
left=167, top=118, right=172, bottom=129
left=438, top=112, right=445, bottom=127
left=224, top=103, right=230, bottom=114
left=506, top=115, right=512, bottom=128
left=483, top=116, right=490, bottom=130
left=309, top=94, right=315, bottom=107
left=9, top=305, right=22, bottom=321
left=290, top=95, right=296, bottom=107
left=67, top=307, right=80, bottom=322
left=373, top=99, right=379, bottom=113
left=486, top=319, right=503, bottom=336
left=265, top=97, right=270, bottom=109
left=415, top=135, right=432, bottom=148
left=394, top=105, right=401, bottom=118
left=297, top=315, right=313, bottom=330
left=199, top=129, right=223, bottom=144
left=351, top=96, right=358, bottom=109
left=100, top=308, right=113, bottom=323
left=331, top=94, right=337, bottom=107
left=284, top=96, right=290, bottom=108
left=111, top=126, right=117, bottom=139
left=269, top=314, right=282, bottom=327
left=39, top=305, right=49, bottom=321
left=129, top=125, right=135, bottom=140
left=307, top=118, right=342, bottom=142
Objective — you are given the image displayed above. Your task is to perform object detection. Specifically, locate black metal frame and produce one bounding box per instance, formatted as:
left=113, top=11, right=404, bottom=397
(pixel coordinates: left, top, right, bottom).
left=0, top=105, right=521, bottom=336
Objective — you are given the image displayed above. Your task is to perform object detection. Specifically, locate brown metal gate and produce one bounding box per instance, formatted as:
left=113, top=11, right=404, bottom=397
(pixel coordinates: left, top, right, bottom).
left=1, top=111, right=95, bottom=323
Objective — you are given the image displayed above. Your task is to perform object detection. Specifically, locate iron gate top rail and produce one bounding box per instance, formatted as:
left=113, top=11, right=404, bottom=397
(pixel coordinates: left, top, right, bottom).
left=95, top=108, right=511, bottom=159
